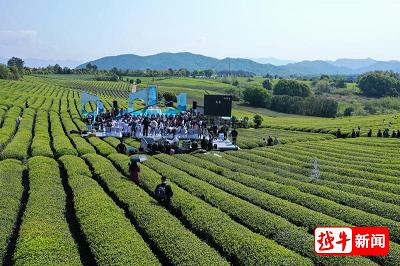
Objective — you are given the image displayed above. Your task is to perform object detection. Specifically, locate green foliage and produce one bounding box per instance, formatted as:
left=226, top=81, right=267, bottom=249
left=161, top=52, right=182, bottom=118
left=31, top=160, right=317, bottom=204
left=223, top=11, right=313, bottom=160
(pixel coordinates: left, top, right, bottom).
left=59, top=155, right=160, bottom=266
left=262, top=79, right=272, bottom=90
left=363, top=97, right=400, bottom=114
left=86, top=137, right=117, bottom=156
left=0, top=64, right=11, bottom=79
left=242, top=86, right=272, bottom=107
left=9, top=67, right=21, bottom=80
left=0, top=159, right=24, bottom=263
left=143, top=155, right=313, bottom=265
left=7, top=57, right=24, bottom=71
left=271, top=95, right=338, bottom=117
left=13, top=156, right=81, bottom=265
left=69, top=134, right=96, bottom=155
left=172, top=154, right=376, bottom=265
left=358, top=71, right=400, bottom=97
left=146, top=155, right=328, bottom=265
left=274, top=79, right=311, bottom=97
left=344, top=107, right=354, bottom=116
left=84, top=153, right=230, bottom=266
left=314, top=79, right=332, bottom=94
left=335, top=79, right=346, bottom=88
left=161, top=91, right=177, bottom=106
left=236, top=128, right=334, bottom=149
left=196, top=151, right=400, bottom=265
left=1, top=108, right=35, bottom=160
left=0, top=107, right=22, bottom=148
left=49, top=111, right=77, bottom=157
left=253, top=114, right=263, bottom=128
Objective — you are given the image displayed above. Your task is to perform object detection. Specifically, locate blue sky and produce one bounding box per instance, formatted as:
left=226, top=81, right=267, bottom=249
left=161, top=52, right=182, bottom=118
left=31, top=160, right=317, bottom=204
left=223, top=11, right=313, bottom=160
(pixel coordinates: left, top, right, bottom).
left=1, top=0, right=400, bottom=62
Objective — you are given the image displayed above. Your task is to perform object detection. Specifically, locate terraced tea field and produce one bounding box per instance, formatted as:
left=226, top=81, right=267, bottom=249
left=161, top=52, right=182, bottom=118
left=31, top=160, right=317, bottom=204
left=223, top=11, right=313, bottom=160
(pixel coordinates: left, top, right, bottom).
left=1, top=76, right=400, bottom=265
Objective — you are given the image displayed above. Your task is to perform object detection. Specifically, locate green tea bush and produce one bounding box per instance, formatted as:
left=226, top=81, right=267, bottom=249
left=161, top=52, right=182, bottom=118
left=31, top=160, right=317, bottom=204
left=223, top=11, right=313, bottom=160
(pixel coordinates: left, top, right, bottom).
left=84, top=153, right=230, bottom=266
left=13, top=156, right=81, bottom=265
left=0, top=160, right=24, bottom=262
left=59, top=155, right=160, bottom=266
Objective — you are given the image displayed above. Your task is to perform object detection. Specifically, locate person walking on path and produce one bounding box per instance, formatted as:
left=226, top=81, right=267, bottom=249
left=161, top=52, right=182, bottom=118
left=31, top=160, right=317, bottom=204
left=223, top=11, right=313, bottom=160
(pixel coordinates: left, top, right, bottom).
left=155, top=176, right=174, bottom=207
left=336, top=128, right=342, bottom=138
left=116, top=139, right=127, bottom=154
left=231, top=128, right=238, bottom=146
left=129, top=161, right=140, bottom=185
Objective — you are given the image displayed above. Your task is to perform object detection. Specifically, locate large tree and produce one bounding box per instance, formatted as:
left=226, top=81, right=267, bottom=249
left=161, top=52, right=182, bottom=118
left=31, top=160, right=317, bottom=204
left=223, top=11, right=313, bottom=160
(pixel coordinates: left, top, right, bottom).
left=7, top=57, right=24, bottom=71
left=273, top=79, right=311, bottom=97
left=314, top=79, right=332, bottom=94
left=358, top=71, right=400, bottom=97
left=243, top=86, right=272, bottom=107
left=204, top=69, right=214, bottom=78
left=0, top=64, right=10, bottom=79
left=262, top=79, right=272, bottom=90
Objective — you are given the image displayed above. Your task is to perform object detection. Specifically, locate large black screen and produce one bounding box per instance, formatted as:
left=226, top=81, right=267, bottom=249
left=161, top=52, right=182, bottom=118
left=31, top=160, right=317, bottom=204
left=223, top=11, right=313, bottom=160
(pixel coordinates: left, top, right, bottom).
left=204, top=95, right=232, bottom=117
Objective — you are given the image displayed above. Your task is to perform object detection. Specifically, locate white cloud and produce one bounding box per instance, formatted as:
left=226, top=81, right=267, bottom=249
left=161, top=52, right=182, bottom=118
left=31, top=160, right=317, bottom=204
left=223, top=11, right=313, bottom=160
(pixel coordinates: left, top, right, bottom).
left=0, top=30, right=37, bottom=45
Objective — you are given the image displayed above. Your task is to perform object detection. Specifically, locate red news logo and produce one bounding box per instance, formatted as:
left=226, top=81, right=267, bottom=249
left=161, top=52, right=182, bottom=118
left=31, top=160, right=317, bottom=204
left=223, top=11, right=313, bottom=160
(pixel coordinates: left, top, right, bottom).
left=314, top=226, right=389, bottom=256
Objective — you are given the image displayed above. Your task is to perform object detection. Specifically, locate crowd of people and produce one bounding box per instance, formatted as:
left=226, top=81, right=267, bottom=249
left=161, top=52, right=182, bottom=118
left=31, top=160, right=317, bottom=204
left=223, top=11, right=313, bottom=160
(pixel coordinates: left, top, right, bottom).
left=263, top=136, right=281, bottom=146
left=88, top=109, right=236, bottom=140
left=87, top=109, right=240, bottom=155
left=336, top=127, right=400, bottom=138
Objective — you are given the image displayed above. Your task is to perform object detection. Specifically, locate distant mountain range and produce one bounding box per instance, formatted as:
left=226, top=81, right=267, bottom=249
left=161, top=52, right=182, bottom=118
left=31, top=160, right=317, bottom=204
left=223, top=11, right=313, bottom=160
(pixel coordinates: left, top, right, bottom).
left=249, top=57, right=297, bottom=66
left=4, top=52, right=400, bottom=76
left=77, top=52, right=400, bottom=76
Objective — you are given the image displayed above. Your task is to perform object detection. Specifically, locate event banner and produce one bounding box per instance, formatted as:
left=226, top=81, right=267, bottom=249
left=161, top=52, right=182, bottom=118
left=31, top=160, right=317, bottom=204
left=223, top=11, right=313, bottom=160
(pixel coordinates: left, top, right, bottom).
left=314, top=226, right=389, bottom=256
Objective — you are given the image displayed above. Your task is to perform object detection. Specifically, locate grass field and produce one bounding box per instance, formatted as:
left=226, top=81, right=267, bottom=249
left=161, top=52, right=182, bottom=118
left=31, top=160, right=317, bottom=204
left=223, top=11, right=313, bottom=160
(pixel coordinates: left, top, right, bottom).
left=0, top=75, right=400, bottom=265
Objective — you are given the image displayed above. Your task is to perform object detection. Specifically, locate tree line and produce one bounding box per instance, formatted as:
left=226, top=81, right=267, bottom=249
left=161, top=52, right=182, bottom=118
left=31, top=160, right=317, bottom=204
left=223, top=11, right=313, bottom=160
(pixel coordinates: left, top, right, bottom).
left=242, top=78, right=338, bottom=117
left=0, top=57, right=25, bottom=80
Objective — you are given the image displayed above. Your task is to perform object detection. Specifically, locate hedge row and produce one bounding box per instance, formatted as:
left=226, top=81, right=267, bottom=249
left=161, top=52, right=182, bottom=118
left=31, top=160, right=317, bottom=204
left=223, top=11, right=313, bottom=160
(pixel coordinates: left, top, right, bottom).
left=197, top=152, right=400, bottom=242
left=0, top=106, right=22, bottom=148
left=104, top=154, right=313, bottom=266
left=86, top=137, right=117, bottom=156
left=69, top=134, right=96, bottom=155
left=123, top=138, right=141, bottom=149
left=158, top=154, right=344, bottom=228
left=250, top=148, right=400, bottom=185
left=291, top=140, right=400, bottom=164
left=234, top=149, right=400, bottom=195
left=189, top=153, right=400, bottom=265
left=83, top=153, right=230, bottom=266
left=0, top=160, right=25, bottom=263
left=59, top=155, right=160, bottom=266
left=102, top=137, right=120, bottom=148
left=30, top=97, right=45, bottom=110
left=49, top=111, right=77, bottom=157
left=13, top=156, right=81, bottom=265
left=51, top=99, right=60, bottom=113
left=279, top=144, right=400, bottom=178
left=291, top=141, right=400, bottom=171
left=136, top=156, right=375, bottom=265
left=0, top=107, right=7, bottom=126
left=1, top=108, right=35, bottom=160
left=231, top=149, right=400, bottom=222
left=294, top=141, right=400, bottom=166
left=31, top=110, right=53, bottom=157
left=218, top=151, right=400, bottom=206
left=236, top=128, right=334, bottom=149
left=273, top=144, right=400, bottom=178
left=38, top=97, right=53, bottom=111
left=68, top=99, right=86, bottom=131
left=60, top=112, right=78, bottom=133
